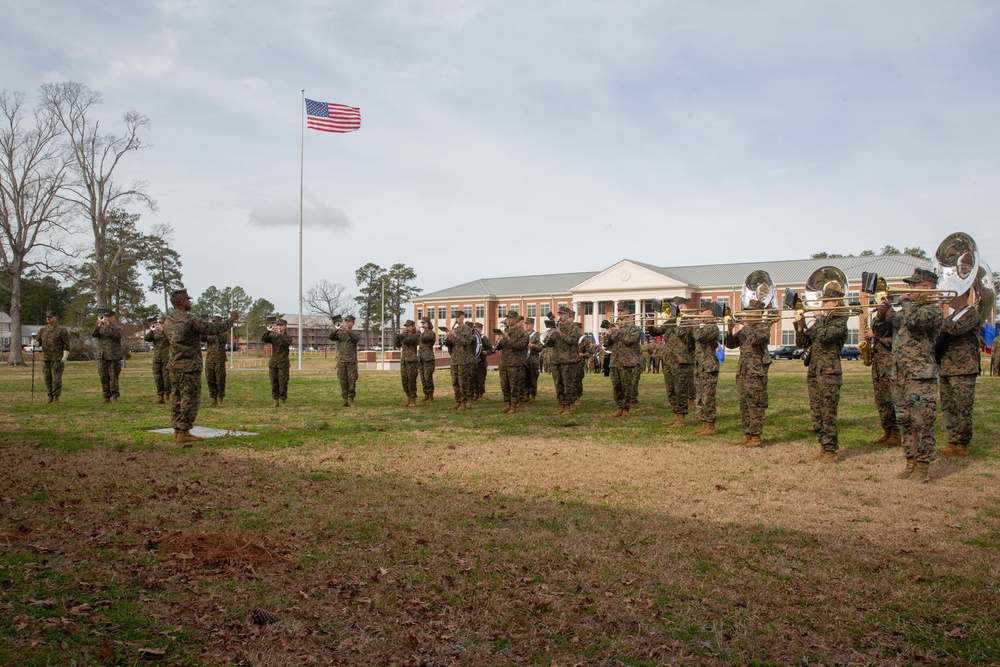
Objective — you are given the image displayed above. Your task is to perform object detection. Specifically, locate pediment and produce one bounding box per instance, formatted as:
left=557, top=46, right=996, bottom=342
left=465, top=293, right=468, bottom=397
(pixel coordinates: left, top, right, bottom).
left=569, top=260, right=689, bottom=294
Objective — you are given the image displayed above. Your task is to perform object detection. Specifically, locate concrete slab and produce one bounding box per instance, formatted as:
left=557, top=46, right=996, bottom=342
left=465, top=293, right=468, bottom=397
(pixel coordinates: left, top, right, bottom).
left=148, top=426, right=258, bottom=438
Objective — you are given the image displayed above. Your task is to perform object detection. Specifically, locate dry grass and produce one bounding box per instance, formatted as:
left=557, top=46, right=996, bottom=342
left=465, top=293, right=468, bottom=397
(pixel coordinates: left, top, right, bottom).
left=0, top=362, right=998, bottom=665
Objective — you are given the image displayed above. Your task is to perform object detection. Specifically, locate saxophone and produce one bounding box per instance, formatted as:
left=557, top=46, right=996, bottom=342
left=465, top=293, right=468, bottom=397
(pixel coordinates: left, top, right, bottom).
left=858, top=309, right=873, bottom=367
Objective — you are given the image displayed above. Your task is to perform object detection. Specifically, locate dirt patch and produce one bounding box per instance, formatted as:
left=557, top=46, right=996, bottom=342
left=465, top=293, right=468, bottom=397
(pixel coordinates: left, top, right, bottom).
left=154, top=530, right=288, bottom=572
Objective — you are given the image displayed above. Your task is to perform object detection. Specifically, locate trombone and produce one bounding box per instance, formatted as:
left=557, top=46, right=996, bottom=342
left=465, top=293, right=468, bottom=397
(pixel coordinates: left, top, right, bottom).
left=783, top=266, right=863, bottom=321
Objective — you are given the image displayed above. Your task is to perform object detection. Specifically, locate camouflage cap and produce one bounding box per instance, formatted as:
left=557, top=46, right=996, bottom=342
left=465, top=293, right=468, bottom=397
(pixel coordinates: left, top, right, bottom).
left=420, top=317, right=431, bottom=325
left=45, top=310, right=57, bottom=317
left=344, top=315, right=356, bottom=322
left=821, top=287, right=842, bottom=298
left=557, top=305, right=574, bottom=316
left=404, top=319, right=415, bottom=327
left=506, top=310, right=520, bottom=319
left=902, top=267, right=939, bottom=286
left=276, top=318, right=288, bottom=325
left=473, top=322, right=484, bottom=330
left=170, top=288, right=189, bottom=299
left=616, top=300, right=633, bottom=312
left=525, top=317, right=535, bottom=324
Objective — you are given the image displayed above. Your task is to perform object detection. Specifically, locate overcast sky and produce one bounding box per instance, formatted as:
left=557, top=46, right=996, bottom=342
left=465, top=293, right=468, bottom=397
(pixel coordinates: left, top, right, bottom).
left=3, top=0, right=999, bottom=314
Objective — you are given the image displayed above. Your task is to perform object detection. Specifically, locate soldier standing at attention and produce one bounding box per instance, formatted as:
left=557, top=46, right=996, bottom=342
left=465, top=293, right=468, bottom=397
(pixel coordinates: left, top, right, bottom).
left=724, top=301, right=773, bottom=447
left=396, top=319, right=420, bottom=407
left=93, top=310, right=124, bottom=403
left=692, top=305, right=721, bottom=436
left=417, top=318, right=437, bottom=402
left=867, top=301, right=900, bottom=446
left=443, top=311, right=477, bottom=410
left=495, top=311, right=529, bottom=413
left=575, top=325, right=597, bottom=405
left=39, top=311, right=71, bottom=404
left=203, top=315, right=228, bottom=407
left=163, top=289, right=237, bottom=443
left=544, top=306, right=580, bottom=415
left=473, top=321, right=492, bottom=401
left=145, top=316, right=171, bottom=403
left=604, top=301, right=642, bottom=418
left=263, top=318, right=292, bottom=407
left=937, top=287, right=983, bottom=458
left=329, top=315, right=361, bottom=407
left=794, top=292, right=849, bottom=461
left=523, top=317, right=542, bottom=403
left=890, top=268, right=944, bottom=481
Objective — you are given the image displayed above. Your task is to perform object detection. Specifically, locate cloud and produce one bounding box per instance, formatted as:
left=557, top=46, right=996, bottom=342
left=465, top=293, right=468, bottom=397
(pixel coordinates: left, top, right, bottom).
left=248, top=195, right=353, bottom=231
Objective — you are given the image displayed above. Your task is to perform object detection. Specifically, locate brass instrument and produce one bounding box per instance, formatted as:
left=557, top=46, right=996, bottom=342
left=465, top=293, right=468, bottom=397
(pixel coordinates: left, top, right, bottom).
left=786, top=266, right=863, bottom=321
left=857, top=309, right=873, bottom=367
left=862, top=232, right=979, bottom=305
left=729, top=270, right=780, bottom=323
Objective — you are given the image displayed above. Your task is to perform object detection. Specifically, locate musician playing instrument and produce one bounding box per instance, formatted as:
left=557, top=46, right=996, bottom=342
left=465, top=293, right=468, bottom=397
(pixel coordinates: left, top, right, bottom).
left=495, top=312, right=529, bottom=414
left=473, top=322, right=493, bottom=401
left=890, top=268, right=944, bottom=482
left=544, top=306, right=581, bottom=415
left=395, top=319, right=421, bottom=407
left=523, top=317, right=543, bottom=402
left=937, top=286, right=983, bottom=457
left=724, top=300, right=773, bottom=447
left=604, top=301, right=642, bottom=418
left=575, top=325, right=598, bottom=406
left=330, top=315, right=362, bottom=407
left=867, top=301, right=901, bottom=446
left=443, top=311, right=477, bottom=410
left=794, top=290, right=849, bottom=461
left=647, top=312, right=693, bottom=426
left=692, top=304, right=722, bottom=437
left=417, top=318, right=437, bottom=402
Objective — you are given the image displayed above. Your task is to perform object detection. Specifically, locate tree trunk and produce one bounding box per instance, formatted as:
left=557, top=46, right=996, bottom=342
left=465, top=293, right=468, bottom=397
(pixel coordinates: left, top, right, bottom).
left=6, top=270, right=25, bottom=366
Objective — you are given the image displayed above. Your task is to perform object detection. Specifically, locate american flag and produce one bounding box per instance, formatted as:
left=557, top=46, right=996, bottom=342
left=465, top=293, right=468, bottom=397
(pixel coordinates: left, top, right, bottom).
left=305, top=99, right=361, bottom=133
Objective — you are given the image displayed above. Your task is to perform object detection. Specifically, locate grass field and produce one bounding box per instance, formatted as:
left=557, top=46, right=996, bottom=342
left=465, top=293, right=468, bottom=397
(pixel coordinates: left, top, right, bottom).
left=1, top=358, right=998, bottom=666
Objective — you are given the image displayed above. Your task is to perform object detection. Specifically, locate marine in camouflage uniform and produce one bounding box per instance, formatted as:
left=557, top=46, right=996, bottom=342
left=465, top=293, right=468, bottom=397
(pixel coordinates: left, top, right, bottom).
left=992, top=338, right=1000, bottom=376
left=93, top=312, right=124, bottom=402
left=443, top=313, right=477, bottom=409
left=473, top=322, right=493, bottom=400
left=417, top=318, right=437, bottom=401
left=495, top=313, right=529, bottom=412
left=868, top=303, right=899, bottom=445
left=163, top=289, right=236, bottom=442
left=396, top=320, right=421, bottom=406
left=544, top=307, right=581, bottom=414
left=575, top=327, right=597, bottom=404
left=263, top=319, right=292, bottom=405
left=692, top=313, right=721, bottom=435
left=724, top=313, right=773, bottom=447
left=938, top=296, right=983, bottom=457
left=203, top=316, right=228, bottom=406
left=523, top=317, right=543, bottom=402
left=795, top=303, right=849, bottom=459
left=605, top=303, right=642, bottom=417
left=330, top=315, right=362, bottom=406
left=39, top=312, right=71, bottom=403
left=889, top=268, right=944, bottom=481
left=145, top=318, right=171, bottom=403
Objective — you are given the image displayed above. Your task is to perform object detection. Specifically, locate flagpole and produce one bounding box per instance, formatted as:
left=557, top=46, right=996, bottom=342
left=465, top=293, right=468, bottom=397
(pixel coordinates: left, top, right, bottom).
left=298, top=89, right=305, bottom=371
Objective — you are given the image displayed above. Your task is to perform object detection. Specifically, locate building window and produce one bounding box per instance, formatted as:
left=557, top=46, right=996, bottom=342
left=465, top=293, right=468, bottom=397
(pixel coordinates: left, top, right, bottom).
left=475, top=305, right=484, bottom=318
left=527, top=304, right=536, bottom=318
left=847, top=291, right=861, bottom=307
left=584, top=303, right=593, bottom=315
left=782, top=329, right=796, bottom=345
left=598, top=302, right=607, bottom=315
left=417, top=309, right=422, bottom=321
left=437, top=306, right=446, bottom=320
left=464, top=306, right=472, bottom=318
left=718, top=296, right=731, bottom=310
left=498, top=305, right=507, bottom=318
left=847, top=328, right=859, bottom=345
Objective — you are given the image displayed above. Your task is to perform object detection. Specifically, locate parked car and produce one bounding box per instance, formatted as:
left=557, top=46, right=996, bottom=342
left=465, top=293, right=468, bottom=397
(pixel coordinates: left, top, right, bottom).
left=770, top=345, right=804, bottom=360
left=840, top=345, right=861, bottom=361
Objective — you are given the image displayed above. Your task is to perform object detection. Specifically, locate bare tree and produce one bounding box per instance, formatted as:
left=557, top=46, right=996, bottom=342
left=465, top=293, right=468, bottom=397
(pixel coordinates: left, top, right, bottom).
left=40, top=82, right=154, bottom=309
left=305, top=279, right=352, bottom=321
left=0, top=90, right=75, bottom=365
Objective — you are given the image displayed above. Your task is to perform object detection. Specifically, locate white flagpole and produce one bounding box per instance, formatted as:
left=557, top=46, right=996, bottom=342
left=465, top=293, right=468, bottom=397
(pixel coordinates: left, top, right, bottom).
left=298, top=89, right=305, bottom=371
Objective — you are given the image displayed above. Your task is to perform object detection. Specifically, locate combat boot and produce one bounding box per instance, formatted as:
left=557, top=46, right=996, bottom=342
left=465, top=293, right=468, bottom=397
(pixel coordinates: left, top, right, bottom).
left=553, top=405, right=567, bottom=415
left=451, top=401, right=462, bottom=410
left=912, top=461, right=931, bottom=482
left=896, top=458, right=916, bottom=479
left=508, top=402, right=518, bottom=414
left=174, top=430, right=204, bottom=443
left=502, top=402, right=511, bottom=414
left=406, top=398, right=416, bottom=408
left=47, top=396, right=53, bottom=404
left=810, top=447, right=826, bottom=461
left=110, top=397, right=118, bottom=404
left=278, top=399, right=285, bottom=407
left=423, top=393, right=431, bottom=403
left=52, top=395, right=59, bottom=404
left=103, top=397, right=111, bottom=403
left=456, top=402, right=467, bottom=411
left=883, top=430, right=901, bottom=447
left=673, top=414, right=686, bottom=427
left=274, top=400, right=281, bottom=407
left=210, top=397, right=218, bottom=406
left=940, top=443, right=968, bottom=457
left=697, top=422, right=716, bottom=436
left=730, top=435, right=752, bottom=446
left=348, top=398, right=355, bottom=407
left=610, top=408, right=624, bottom=418
left=621, top=408, right=630, bottom=419
left=743, top=436, right=762, bottom=448
left=872, top=429, right=892, bottom=444
left=217, top=397, right=223, bottom=407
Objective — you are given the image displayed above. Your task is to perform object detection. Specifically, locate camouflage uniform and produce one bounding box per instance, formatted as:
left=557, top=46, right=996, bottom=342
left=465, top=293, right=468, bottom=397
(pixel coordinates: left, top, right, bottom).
left=496, top=325, right=529, bottom=405
left=39, top=322, right=71, bottom=399
left=693, top=323, right=721, bottom=423
left=992, top=339, right=1000, bottom=376
left=869, top=309, right=897, bottom=436
left=670, top=328, right=695, bottom=416
left=396, top=330, right=421, bottom=401
left=938, top=307, right=982, bottom=447
left=657, top=327, right=679, bottom=407
left=475, top=328, right=493, bottom=398
left=795, top=315, right=849, bottom=452
left=888, top=301, right=943, bottom=464
left=145, top=326, right=172, bottom=398
left=330, top=327, right=362, bottom=400
left=417, top=329, right=437, bottom=398
left=93, top=320, right=124, bottom=400
left=203, top=326, right=228, bottom=401
left=446, top=322, right=478, bottom=405
left=163, top=311, right=233, bottom=431
left=545, top=321, right=582, bottom=408
left=605, top=321, right=642, bottom=410
left=525, top=328, right=543, bottom=400
left=575, top=332, right=597, bottom=401
left=725, top=322, right=773, bottom=437
left=262, top=330, right=292, bottom=401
